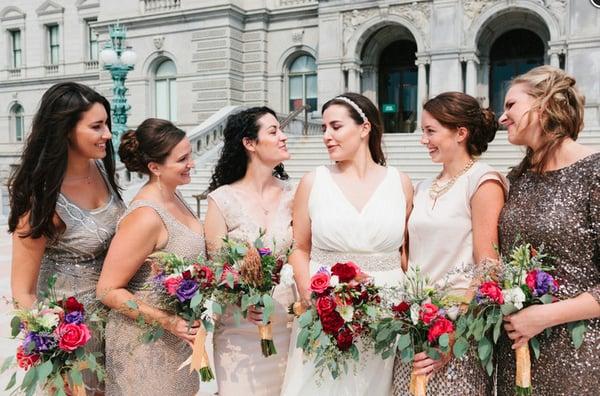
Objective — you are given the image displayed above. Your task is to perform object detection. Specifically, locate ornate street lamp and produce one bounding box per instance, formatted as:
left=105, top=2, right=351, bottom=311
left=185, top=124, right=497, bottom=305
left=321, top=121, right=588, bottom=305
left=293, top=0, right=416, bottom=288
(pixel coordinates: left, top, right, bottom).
left=99, top=23, right=137, bottom=150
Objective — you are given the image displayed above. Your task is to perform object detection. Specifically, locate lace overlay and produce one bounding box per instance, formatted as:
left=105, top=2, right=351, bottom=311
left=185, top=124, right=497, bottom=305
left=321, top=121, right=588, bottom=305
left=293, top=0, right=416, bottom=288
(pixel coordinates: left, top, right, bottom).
left=311, top=247, right=400, bottom=273
left=104, top=195, right=206, bottom=396
left=497, top=153, right=600, bottom=396
left=37, top=161, right=125, bottom=394
left=208, top=181, right=296, bottom=396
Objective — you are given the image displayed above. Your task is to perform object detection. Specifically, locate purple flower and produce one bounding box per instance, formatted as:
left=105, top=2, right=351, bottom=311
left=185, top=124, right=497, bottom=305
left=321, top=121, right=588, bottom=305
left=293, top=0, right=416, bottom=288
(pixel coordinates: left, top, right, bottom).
left=258, top=247, right=272, bottom=257
left=317, top=266, right=330, bottom=275
left=176, top=279, right=199, bottom=302
left=23, top=332, right=56, bottom=353
left=534, top=271, right=558, bottom=296
left=64, top=311, right=84, bottom=325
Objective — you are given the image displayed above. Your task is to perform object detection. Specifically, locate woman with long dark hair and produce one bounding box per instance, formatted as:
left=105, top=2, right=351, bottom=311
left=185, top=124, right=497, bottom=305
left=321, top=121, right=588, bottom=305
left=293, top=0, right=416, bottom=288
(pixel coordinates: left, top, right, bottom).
left=204, top=106, right=294, bottom=395
left=9, top=82, right=125, bottom=394
left=281, top=92, right=413, bottom=395
left=96, top=118, right=203, bottom=396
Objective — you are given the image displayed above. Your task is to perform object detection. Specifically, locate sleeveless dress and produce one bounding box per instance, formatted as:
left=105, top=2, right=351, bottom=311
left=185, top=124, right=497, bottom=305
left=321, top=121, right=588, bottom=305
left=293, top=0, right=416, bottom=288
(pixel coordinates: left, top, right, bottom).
left=281, top=165, right=407, bottom=396
left=104, top=195, right=205, bottom=396
left=497, top=153, right=600, bottom=396
left=208, top=181, right=296, bottom=396
left=37, top=161, right=125, bottom=395
left=392, top=161, right=508, bottom=396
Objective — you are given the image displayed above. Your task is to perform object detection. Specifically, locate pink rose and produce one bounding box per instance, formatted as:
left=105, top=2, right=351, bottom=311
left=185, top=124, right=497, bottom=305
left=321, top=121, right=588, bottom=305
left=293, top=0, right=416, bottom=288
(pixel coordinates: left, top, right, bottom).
left=479, top=281, right=505, bottom=304
left=419, top=303, right=439, bottom=325
left=525, top=271, right=538, bottom=291
left=56, top=323, right=91, bottom=351
left=310, top=272, right=331, bottom=294
left=163, top=276, right=183, bottom=296
left=427, top=317, right=454, bottom=343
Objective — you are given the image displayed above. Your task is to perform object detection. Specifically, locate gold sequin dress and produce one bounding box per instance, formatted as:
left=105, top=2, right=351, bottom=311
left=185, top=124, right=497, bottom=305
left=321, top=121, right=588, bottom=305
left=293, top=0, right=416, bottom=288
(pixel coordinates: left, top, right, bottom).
left=208, top=181, right=295, bottom=396
left=104, top=196, right=206, bottom=396
left=497, top=153, right=600, bottom=396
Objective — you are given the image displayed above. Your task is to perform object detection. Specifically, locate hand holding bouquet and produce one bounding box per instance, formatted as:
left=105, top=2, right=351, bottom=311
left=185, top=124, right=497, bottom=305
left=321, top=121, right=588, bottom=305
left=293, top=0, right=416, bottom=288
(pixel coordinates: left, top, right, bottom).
left=1, top=276, right=103, bottom=396
left=291, top=262, right=384, bottom=380
left=148, top=253, right=216, bottom=381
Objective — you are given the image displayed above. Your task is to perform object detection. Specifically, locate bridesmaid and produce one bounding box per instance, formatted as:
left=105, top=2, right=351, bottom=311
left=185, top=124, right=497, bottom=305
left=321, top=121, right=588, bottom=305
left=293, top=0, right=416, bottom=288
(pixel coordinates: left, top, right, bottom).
left=392, top=92, right=507, bottom=395
left=9, top=82, right=124, bottom=395
left=204, top=107, right=295, bottom=396
left=96, top=119, right=204, bottom=396
left=497, top=66, right=599, bottom=395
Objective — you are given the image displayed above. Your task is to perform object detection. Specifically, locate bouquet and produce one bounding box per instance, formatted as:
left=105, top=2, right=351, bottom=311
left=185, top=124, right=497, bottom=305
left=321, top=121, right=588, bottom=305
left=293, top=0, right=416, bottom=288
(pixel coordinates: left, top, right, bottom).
left=212, top=233, right=294, bottom=357
left=456, top=242, right=586, bottom=395
left=1, top=275, right=103, bottom=396
left=148, top=252, right=216, bottom=381
left=373, top=267, right=463, bottom=396
left=291, top=262, right=384, bottom=380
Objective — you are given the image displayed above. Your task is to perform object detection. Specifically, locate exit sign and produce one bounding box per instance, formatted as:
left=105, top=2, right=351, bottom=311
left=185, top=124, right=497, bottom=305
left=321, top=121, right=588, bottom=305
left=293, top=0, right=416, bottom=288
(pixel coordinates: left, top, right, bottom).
left=382, top=103, right=397, bottom=113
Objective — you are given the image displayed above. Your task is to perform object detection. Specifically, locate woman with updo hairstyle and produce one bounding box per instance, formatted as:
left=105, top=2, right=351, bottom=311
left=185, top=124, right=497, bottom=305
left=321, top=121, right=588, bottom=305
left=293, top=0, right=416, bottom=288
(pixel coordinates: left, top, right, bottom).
left=204, top=106, right=294, bottom=395
left=497, top=66, right=599, bottom=395
left=97, top=118, right=205, bottom=395
left=392, top=92, right=508, bottom=396
left=281, top=92, right=413, bottom=395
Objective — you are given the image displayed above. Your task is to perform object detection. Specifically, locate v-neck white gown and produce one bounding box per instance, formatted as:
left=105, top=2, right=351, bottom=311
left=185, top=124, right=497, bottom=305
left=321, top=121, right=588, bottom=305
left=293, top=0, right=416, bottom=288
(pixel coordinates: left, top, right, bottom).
left=281, top=165, right=407, bottom=396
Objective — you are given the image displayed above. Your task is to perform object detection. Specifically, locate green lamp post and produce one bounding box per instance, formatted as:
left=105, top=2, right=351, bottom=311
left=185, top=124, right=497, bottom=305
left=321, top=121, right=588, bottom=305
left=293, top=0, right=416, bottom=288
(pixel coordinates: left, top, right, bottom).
left=99, top=23, right=137, bottom=150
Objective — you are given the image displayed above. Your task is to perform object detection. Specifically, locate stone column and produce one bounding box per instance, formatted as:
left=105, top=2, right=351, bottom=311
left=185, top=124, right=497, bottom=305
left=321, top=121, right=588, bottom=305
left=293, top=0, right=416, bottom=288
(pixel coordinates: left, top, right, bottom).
left=348, top=66, right=359, bottom=92
left=416, top=57, right=429, bottom=130
left=550, top=53, right=560, bottom=68
left=466, top=58, right=478, bottom=97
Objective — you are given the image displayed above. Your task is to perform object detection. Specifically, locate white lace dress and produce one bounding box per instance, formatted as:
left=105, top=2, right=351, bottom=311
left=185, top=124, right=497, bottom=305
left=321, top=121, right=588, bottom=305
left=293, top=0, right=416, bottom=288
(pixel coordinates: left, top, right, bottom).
left=281, top=165, right=407, bottom=396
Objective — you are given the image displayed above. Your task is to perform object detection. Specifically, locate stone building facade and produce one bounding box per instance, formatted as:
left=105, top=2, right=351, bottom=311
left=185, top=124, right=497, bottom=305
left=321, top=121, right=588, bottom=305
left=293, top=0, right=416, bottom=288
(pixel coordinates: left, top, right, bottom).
left=1, top=0, right=599, bottom=217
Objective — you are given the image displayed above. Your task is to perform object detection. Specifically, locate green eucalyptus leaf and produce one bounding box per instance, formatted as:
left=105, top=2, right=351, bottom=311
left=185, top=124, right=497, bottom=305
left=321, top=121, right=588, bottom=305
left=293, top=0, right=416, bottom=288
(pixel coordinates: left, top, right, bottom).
left=36, top=360, right=53, bottom=383
left=493, top=314, right=503, bottom=343
left=10, top=316, right=21, bottom=338
left=0, top=356, right=13, bottom=374
left=4, top=372, right=16, bottom=390
left=70, top=367, right=83, bottom=386
left=478, top=337, right=492, bottom=362
left=438, top=333, right=449, bottom=348
left=567, top=320, right=587, bottom=349
left=500, top=303, right=518, bottom=316
left=453, top=337, right=469, bottom=359
left=297, top=328, right=310, bottom=348
left=530, top=337, right=540, bottom=360
left=262, top=295, right=274, bottom=323
left=190, top=292, right=203, bottom=309
left=298, top=310, right=313, bottom=328
left=398, top=334, right=411, bottom=350
left=539, top=294, right=554, bottom=305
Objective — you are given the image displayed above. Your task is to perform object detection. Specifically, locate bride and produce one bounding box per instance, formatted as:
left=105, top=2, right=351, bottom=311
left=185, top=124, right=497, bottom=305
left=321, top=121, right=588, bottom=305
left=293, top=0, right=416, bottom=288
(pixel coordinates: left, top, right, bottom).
left=281, top=93, right=413, bottom=395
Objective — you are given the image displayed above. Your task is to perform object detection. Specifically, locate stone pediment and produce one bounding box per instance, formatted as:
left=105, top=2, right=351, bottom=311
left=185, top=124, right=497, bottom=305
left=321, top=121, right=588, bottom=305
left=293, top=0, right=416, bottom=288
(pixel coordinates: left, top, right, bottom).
left=36, top=0, right=65, bottom=16
left=0, top=6, right=26, bottom=22
left=76, top=0, right=100, bottom=10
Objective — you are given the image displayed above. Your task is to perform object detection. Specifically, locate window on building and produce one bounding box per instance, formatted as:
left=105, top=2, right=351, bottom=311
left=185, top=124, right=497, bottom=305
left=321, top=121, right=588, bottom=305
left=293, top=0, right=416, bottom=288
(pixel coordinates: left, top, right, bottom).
left=48, top=25, right=59, bottom=65
left=155, top=59, right=177, bottom=121
left=87, top=19, right=98, bottom=61
left=288, top=55, right=317, bottom=111
left=10, top=30, right=22, bottom=68
left=11, top=104, right=25, bottom=142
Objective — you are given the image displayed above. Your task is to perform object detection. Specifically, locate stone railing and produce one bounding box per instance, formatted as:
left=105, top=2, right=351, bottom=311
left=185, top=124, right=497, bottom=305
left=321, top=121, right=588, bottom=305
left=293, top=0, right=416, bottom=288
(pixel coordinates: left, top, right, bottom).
left=142, top=0, right=181, bottom=12
left=85, top=60, right=99, bottom=70
left=8, top=68, right=21, bottom=78
left=44, top=64, right=59, bottom=74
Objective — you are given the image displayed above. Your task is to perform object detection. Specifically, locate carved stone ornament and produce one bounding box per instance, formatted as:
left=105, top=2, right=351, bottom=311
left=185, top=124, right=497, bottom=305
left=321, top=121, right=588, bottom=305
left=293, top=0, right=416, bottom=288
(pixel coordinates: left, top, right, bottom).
left=342, top=8, right=378, bottom=53
left=292, top=29, right=304, bottom=44
left=153, top=35, right=165, bottom=50
left=389, top=2, right=432, bottom=48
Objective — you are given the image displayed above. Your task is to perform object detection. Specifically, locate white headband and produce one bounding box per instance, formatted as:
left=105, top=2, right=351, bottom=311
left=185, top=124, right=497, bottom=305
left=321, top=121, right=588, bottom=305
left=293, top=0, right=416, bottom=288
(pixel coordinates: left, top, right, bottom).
left=335, top=96, right=369, bottom=124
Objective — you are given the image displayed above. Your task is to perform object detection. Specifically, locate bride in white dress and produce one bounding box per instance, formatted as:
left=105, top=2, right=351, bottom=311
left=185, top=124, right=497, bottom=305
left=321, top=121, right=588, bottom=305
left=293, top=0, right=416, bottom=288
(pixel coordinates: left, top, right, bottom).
left=281, top=93, right=413, bottom=395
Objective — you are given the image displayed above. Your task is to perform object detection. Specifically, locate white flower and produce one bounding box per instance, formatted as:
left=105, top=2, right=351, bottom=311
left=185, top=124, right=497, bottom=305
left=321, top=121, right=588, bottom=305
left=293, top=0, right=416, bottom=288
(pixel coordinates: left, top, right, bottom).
left=329, top=275, right=339, bottom=288
left=336, top=305, right=354, bottom=322
left=38, top=312, right=60, bottom=329
left=410, top=303, right=420, bottom=325
left=502, top=287, right=526, bottom=310
left=279, top=264, right=295, bottom=286
left=446, top=305, right=460, bottom=321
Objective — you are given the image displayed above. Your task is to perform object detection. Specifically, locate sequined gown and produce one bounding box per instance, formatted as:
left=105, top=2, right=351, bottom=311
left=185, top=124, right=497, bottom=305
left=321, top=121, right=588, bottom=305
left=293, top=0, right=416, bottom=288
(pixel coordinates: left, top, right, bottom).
left=37, top=162, right=125, bottom=394
left=281, top=165, right=407, bottom=396
left=104, top=195, right=205, bottom=396
left=208, top=181, right=295, bottom=396
left=393, top=161, right=507, bottom=396
left=497, top=153, right=600, bottom=396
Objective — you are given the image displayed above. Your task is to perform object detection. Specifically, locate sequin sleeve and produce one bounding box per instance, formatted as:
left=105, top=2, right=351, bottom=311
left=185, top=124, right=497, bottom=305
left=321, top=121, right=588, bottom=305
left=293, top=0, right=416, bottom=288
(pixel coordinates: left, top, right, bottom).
left=588, top=171, right=600, bottom=304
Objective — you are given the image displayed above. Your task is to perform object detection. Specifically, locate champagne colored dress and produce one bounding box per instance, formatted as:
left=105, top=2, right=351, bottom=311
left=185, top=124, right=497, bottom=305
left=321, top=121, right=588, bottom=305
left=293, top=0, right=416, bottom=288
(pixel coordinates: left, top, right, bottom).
left=104, top=195, right=205, bottom=396
left=497, top=153, right=600, bottom=396
left=393, top=161, right=508, bottom=396
left=208, top=181, right=295, bottom=396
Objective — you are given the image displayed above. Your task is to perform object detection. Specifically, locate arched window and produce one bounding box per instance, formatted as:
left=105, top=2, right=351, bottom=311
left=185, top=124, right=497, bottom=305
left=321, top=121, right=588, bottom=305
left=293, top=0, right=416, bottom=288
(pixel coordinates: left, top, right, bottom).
left=10, top=104, right=25, bottom=142
left=288, top=55, right=317, bottom=111
left=155, top=59, right=177, bottom=121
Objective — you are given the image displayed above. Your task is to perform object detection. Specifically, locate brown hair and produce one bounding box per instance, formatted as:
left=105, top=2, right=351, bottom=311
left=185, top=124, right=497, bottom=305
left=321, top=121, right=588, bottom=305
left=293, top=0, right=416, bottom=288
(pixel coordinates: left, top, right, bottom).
left=119, top=118, right=186, bottom=174
left=321, top=92, right=386, bottom=166
left=509, top=65, right=585, bottom=176
left=423, top=92, right=498, bottom=156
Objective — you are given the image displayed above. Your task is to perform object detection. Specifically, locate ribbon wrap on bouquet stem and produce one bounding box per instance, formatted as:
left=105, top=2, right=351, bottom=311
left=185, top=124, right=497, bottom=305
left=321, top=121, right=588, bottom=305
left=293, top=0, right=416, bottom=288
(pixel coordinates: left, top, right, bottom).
left=409, top=372, right=428, bottom=396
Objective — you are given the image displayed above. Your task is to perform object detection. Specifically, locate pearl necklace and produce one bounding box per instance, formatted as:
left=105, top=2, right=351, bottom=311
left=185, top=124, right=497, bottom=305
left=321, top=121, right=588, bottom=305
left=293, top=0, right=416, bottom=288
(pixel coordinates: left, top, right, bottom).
left=429, top=159, right=476, bottom=204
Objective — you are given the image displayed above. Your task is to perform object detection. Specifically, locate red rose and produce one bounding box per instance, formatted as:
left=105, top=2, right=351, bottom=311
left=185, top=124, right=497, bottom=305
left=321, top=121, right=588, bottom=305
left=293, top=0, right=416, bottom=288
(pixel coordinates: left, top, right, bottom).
left=336, top=327, right=354, bottom=351
left=198, top=266, right=215, bottom=288
left=55, top=323, right=91, bottom=351
left=316, top=296, right=336, bottom=317
left=419, top=303, right=439, bottom=325
left=331, top=262, right=358, bottom=283
left=182, top=270, right=192, bottom=280
left=427, top=317, right=454, bottom=343
left=392, top=301, right=410, bottom=315
left=479, top=281, right=504, bottom=304
left=525, top=271, right=537, bottom=291
left=164, top=276, right=183, bottom=296
left=64, top=297, right=84, bottom=313
left=310, top=272, right=331, bottom=294
left=320, top=311, right=345, bottom=335
left=16, top=345, right=39, bottom=370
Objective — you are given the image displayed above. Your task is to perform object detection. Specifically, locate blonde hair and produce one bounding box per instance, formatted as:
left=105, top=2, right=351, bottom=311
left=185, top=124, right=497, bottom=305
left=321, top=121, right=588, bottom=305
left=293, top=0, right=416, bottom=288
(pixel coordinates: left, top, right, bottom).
left=510, top=65, right=586, bottom=176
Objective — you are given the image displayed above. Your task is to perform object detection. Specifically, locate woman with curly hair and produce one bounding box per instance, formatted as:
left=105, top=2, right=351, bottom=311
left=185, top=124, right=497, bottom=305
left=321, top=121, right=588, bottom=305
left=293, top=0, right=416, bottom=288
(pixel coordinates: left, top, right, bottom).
left=9, top=82, right=125, bottom=394
left=204, top=106, right=295, bottom=395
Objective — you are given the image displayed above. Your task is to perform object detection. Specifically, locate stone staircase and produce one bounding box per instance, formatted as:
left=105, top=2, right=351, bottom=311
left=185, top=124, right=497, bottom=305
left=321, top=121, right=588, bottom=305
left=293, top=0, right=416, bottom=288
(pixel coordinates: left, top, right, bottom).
left=177, top=130, right=600, bottom=219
